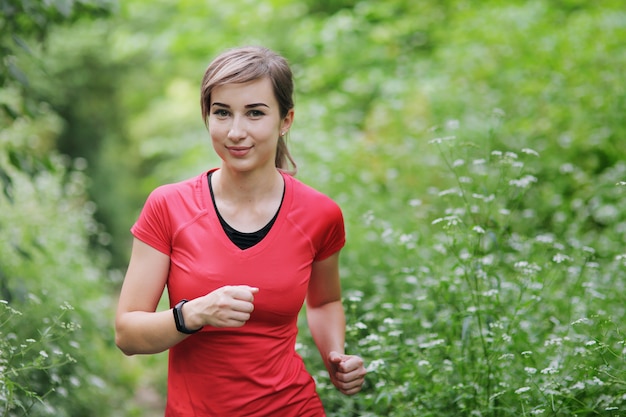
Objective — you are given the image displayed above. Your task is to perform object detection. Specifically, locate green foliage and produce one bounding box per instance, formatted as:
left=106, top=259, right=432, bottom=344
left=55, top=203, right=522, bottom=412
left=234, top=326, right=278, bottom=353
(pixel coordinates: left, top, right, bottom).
left=0, top=0, right=114, bottom=92
left=0, top=136, right=138, bottom=415
left=0, top=300, right=78, bottom=416
left=314, top=131, right=626, bottom=416
left=0, top=0, right=141, bottom=415
left=289, top=2, right=626, bottom=415
left=2, top=0, right=625, bottom=415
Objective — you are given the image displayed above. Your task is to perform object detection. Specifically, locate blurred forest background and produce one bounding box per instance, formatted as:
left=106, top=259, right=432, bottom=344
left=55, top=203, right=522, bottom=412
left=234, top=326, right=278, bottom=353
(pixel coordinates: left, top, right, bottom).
left=1, top=0, right=625, bottom=416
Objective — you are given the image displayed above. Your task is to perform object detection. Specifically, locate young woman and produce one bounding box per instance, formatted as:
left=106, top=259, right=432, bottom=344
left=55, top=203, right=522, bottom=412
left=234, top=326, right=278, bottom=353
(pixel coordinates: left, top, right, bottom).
left=115, top=46, right=366, bottom=416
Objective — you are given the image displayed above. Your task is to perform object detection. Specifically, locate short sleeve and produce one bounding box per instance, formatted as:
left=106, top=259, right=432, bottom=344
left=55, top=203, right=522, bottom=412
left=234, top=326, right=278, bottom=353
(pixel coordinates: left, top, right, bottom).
left=314, top=202, right=346, bottom=261
left=130, top=187, right=173, bottom=256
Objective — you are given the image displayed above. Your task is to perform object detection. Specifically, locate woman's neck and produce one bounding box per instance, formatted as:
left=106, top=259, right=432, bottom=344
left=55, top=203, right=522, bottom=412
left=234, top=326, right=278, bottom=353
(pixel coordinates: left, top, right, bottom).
left=213, top=166, right=283, bottom=205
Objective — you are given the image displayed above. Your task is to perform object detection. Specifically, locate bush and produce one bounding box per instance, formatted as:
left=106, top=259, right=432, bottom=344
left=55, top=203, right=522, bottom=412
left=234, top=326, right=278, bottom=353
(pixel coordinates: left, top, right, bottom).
left=0, top=120, right=137, bottom=415
left=299, top=119, right=626, bottom=416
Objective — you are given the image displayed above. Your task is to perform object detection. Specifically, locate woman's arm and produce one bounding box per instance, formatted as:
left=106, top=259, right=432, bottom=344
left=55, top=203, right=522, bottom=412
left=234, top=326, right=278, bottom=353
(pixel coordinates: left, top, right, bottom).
left=115, top=238, right=187, bottom=355
left=115, top=238, right=259, bottom=356
left=306, top=252, right=366, bottom=395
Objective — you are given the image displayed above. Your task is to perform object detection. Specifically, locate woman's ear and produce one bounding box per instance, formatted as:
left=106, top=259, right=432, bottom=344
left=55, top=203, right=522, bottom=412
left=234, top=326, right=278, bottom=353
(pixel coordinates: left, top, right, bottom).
left=280, top=109, right=295, bottom=133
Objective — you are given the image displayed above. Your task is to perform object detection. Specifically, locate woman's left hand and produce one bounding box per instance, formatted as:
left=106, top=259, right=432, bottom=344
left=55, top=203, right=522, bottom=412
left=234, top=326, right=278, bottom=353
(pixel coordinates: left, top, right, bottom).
left=328, top=351, right=367, bottom=395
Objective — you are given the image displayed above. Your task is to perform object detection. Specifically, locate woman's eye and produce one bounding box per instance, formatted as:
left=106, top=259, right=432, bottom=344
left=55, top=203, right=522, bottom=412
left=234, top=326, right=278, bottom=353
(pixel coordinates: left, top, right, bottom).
left=248, top=110, right=264, bottom=118
left=213, top=109, right=229, bottom=117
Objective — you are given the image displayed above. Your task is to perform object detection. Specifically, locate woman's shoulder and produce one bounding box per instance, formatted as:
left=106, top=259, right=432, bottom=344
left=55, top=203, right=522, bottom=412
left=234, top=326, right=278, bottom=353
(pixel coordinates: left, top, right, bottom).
left=283, top=173, right=342, bottom=214
left=147, top=172, right=206, bottom=201
left=140, top=173, right=208, bottom=218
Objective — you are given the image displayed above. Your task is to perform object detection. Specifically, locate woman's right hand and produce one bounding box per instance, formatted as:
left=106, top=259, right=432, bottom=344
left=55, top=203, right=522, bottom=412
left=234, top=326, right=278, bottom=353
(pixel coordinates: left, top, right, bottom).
left=185, top=285, right=259, bottom=329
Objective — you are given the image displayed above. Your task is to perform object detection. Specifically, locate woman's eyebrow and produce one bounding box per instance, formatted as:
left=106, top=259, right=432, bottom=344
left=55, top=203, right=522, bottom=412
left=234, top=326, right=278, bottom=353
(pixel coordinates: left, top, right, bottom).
left=245, top=103, right=270, bottom=109
left=211, top=102, right=270, bottom=109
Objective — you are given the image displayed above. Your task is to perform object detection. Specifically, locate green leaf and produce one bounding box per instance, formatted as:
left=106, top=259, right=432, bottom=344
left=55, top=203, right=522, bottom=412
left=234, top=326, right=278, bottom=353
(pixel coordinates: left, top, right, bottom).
left=7, top=60, right=29, bottom=87
left=52, top=0, right=74, bottom=18
left=0, top=167, right=14, bottom=204
left=11, top=34, right=32, bottom=55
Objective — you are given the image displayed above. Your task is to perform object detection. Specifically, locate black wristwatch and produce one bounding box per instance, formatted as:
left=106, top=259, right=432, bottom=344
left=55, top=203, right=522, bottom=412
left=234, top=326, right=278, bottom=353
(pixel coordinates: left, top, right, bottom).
left=173, top=299, right=203, bottom=334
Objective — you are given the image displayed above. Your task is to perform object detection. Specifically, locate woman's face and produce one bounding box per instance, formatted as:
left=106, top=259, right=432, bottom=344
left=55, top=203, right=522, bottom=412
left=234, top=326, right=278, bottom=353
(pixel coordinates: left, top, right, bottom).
left=209, top=77, right=293, bottom=173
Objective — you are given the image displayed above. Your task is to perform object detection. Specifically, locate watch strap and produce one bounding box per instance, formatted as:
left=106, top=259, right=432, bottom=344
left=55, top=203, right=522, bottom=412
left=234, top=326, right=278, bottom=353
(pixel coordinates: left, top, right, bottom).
left=173, top=299, right=202, bottom=334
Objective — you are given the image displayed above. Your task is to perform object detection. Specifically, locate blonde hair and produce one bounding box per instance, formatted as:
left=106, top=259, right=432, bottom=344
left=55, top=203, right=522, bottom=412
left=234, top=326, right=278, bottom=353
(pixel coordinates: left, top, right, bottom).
left=201, top=46, right=297, bottom=174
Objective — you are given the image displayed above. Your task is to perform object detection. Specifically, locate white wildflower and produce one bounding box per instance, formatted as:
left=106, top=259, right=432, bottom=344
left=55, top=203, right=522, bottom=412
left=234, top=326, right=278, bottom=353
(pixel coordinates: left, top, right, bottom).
left=418, top=339, right=445, bottom=349
left=446, top=119, right=460, bottom=130
left=509, top=175, right=538, bottom=188
left=366, top=359, right=385, bottom=372
left=60, top=302, right=74, bottom=311
left=524, top=367, right=537, bottom=375
left=552, top=253, right=572, bottom=263
left=582, top=246, right=596, bottom=254
left=432, top=215, right=461, bottom=226
left=521, top=148, right=539, bottom=156
left=428, top=136, right=456, bottom=144
left=514, top=261, right=542, bottom=275
left=405, top=275, right=418, bottom=285
left=481, top=254, right=494, bottom=265
left=587, top=376, right=604, bottom=386
left=535, top=233, right=554, bottom=243
left=453, top=159, right=465, bottom=167
left=544, top=337, right=563, bottom=346
left=515, top=386, right=531, bottom=394
left=473, top=226, right=486, bottom=234
left=362, top=334, right=381, bottom=344
left=438, top=188, right=461, bottom=197
left=399, top=234, right=415, bottom=245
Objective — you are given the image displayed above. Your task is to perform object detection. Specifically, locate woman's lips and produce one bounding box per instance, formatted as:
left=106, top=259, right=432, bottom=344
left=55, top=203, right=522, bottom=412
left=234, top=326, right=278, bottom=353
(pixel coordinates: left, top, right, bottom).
left=227, top=146, right=252, bottom=157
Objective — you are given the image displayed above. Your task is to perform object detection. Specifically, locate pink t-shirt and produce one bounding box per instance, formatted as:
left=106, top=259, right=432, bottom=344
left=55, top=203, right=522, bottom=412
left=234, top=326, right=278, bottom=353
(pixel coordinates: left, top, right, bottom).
left=131, top=169, right=345, bottom=416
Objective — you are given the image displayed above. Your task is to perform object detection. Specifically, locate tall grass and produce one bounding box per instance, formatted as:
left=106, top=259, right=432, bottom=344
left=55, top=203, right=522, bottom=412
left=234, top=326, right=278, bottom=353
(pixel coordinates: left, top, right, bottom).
left=301, top=127, right=626, bottom=416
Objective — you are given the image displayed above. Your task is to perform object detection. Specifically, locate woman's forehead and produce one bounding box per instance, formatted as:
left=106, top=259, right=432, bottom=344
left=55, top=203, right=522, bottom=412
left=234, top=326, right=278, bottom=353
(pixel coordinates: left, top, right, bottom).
left=211, top=78, right=276, bottom=106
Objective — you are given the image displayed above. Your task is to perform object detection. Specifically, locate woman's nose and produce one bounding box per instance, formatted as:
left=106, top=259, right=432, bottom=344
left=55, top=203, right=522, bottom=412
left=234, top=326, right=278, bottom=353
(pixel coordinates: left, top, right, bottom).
left=227, top=116, right=246, bottom=141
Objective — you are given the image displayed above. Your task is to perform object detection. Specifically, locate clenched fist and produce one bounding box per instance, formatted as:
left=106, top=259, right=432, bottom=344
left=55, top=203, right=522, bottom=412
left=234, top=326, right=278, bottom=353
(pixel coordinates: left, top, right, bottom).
left=183, top=285, right=259, bottom=329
